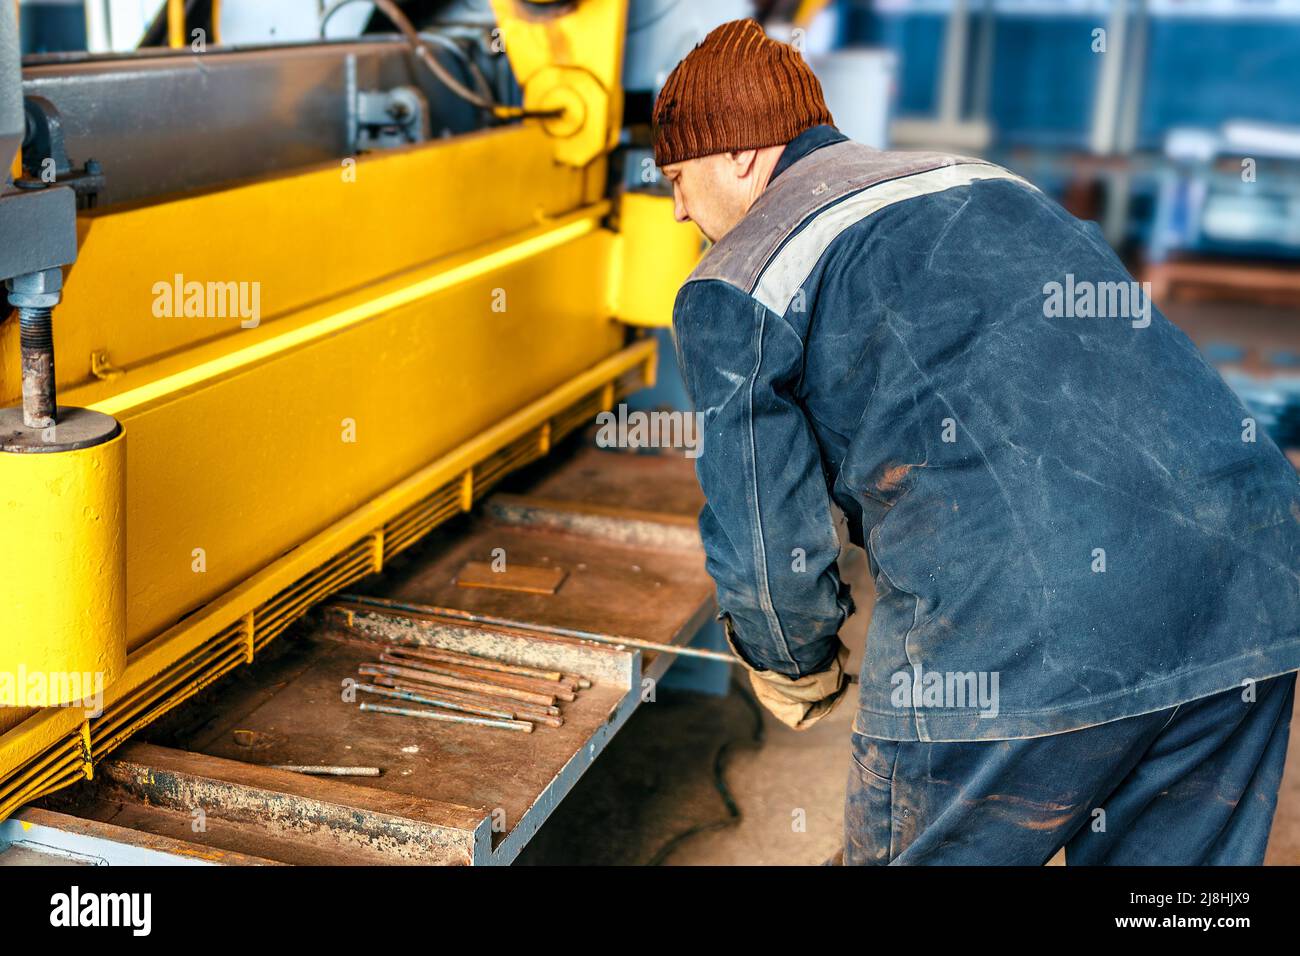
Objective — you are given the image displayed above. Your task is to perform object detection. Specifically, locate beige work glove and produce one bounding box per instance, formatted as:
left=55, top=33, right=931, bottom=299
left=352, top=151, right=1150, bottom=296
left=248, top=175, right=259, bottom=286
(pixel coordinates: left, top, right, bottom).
left=725, top=619, right=851, bottom=731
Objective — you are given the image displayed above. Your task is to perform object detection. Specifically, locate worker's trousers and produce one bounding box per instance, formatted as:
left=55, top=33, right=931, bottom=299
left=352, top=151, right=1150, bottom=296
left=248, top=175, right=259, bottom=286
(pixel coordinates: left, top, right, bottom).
left=844, top=672, right=1297, bottom=865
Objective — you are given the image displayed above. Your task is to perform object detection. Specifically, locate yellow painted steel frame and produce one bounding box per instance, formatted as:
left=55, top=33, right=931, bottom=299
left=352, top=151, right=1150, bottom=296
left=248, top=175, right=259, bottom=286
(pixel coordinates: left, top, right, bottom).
left=0, top=2, right=664, bottom=817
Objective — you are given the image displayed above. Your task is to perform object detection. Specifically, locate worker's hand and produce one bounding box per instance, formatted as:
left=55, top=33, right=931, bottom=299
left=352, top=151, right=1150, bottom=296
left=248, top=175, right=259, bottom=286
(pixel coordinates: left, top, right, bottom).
left=725, top=620, right=852, bottom=731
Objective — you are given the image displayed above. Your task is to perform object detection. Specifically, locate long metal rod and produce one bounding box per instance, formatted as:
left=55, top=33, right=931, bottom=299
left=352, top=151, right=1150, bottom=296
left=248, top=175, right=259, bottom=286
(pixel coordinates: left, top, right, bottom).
left=373, top=674, right=561, bottom=717
left=354, top=681, right=516, bottom=721
left=364, top=659, right=555, bottom=706
left=371, top=675, right=564, bottom=726
left=384, top=643, right=568, bottom=684
left=334, top=595, right=741, bottom=665
left=270, top=765, right=380, bottom=776
left=379, top=650, right=576, bottom=701
left=359, top=701, right=531, bottom=733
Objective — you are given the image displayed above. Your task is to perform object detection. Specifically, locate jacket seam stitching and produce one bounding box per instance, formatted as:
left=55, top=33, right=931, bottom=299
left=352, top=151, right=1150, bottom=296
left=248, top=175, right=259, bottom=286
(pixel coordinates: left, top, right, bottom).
left=904, top=591, right=927, bottom=741
left=886, top=745, right=901, bottom=864
left=746, top=302, right=796, bottom=669
left=769, top=306, right=851, bottom=644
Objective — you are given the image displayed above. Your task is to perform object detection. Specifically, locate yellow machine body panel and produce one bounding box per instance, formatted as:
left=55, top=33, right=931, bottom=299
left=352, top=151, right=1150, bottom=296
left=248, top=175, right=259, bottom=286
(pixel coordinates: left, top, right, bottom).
left=0, top=124, right=604, bottom=410
left=96, top=218, right=624, bottom=649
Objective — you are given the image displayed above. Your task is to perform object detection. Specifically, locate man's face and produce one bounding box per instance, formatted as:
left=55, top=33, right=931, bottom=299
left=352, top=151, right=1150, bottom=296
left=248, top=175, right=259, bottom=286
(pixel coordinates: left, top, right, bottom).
left=662, top=153, right=754, bottom=243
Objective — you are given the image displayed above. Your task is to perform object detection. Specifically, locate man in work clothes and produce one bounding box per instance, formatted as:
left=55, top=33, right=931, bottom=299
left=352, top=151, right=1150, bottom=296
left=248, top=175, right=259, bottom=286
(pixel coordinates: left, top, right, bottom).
left=653, top=19, right=1300, bottom=865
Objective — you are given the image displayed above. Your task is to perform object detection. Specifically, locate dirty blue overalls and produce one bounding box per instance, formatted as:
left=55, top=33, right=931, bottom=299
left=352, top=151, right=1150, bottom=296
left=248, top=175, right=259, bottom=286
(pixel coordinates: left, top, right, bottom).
left=671, top=125, right=1300, bottom=864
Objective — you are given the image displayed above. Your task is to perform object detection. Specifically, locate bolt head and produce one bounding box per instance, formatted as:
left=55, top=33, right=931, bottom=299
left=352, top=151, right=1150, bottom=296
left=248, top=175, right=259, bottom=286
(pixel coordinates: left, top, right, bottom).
left=6, top=268, right=62, bottom=307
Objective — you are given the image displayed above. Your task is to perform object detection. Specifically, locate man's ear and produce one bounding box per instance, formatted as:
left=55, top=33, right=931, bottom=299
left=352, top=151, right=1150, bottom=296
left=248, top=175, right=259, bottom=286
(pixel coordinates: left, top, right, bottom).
left=729, top=149, right=760, bottom=179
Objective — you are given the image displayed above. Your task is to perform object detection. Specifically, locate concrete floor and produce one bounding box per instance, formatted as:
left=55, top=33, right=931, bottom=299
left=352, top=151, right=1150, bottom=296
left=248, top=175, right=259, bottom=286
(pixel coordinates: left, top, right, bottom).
left=515, top=679, right=858, bottom=865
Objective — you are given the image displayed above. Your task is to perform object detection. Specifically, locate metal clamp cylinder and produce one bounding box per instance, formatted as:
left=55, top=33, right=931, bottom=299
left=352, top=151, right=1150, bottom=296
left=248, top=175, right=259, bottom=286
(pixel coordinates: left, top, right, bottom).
left=0, top=408, right=126, bottom=708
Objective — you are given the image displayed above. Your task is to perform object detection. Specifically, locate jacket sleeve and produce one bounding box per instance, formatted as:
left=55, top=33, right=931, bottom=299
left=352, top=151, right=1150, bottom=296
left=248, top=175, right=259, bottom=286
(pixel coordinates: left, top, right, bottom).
left=672, top=278, right=853, bottom=678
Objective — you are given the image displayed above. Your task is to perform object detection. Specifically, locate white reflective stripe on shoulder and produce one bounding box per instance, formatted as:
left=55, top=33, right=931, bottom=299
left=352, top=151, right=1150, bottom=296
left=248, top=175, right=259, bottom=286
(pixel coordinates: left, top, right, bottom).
left=752, top=163, right=1035, bottom=316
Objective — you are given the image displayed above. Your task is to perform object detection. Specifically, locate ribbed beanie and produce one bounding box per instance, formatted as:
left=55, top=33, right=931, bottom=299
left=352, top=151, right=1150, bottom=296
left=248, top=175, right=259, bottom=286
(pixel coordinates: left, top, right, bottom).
left=652, top=19, right=834, bottom=167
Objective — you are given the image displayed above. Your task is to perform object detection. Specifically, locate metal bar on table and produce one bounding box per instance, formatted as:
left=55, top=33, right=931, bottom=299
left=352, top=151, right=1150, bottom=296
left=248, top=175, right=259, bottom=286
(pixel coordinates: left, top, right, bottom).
left=382, top=649, right=577, bottom=701
left=270, top=765, right=381, bottom=777
left=372, top=656, right=557, bottom=707
left=371, top=676, right=564, bottom=726
left=334, top=594, right=741, bottom=665
left=382, top=643, right=575, bottom=688
left=354, top=681, right=516, bottom=721
left=359, top=701, right=532, bottom=733
left=340, top=596, right=861, bottom=684
left=359, top=662, right=555, bottom=707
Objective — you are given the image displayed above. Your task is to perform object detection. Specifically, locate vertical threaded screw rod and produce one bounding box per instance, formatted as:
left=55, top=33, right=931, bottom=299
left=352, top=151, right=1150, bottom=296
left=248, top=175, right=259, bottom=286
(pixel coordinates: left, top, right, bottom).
left=7, top=268, right=63, bottom=431
left=18, top=306, right=56, bottom=429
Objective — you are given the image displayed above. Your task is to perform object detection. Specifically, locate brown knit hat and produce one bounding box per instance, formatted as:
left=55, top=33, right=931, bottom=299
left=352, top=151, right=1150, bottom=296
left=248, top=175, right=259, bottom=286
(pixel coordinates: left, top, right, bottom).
left=652, top=19, right=834, bottom=167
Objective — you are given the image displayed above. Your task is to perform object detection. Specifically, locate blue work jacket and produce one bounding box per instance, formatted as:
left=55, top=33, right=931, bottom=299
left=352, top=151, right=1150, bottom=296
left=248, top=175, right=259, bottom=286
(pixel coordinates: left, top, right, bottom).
left=671, top=126, right=1300, bottom=741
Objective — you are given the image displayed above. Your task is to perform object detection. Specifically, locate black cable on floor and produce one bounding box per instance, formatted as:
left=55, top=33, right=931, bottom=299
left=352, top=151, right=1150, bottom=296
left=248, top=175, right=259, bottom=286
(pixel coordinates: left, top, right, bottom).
left=647, top=675, right=766, bottom=866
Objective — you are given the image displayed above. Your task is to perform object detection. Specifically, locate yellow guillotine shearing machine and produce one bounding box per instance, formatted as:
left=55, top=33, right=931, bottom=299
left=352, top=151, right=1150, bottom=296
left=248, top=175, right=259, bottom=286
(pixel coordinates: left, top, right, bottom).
left=0, top=0, right=702, bottom=842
